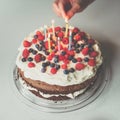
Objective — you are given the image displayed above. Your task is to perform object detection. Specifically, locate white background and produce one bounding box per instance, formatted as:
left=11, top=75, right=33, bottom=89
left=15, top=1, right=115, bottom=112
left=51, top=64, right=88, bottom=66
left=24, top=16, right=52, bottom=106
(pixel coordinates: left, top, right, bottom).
left=0, top=0, right=120, bottom=120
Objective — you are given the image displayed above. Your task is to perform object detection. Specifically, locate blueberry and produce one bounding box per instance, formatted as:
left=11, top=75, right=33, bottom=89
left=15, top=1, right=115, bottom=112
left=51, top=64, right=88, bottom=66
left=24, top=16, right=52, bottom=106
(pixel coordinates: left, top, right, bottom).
left=51, top=46, right=55, bottom=50
left=80, top=44, right=85, bottom=48
left=41, top=68, right=46, bottom=73
left=55, top=64, right=60, bottom=70
left=21, top=58, right=26, bottom=62
left=68, top=55, right=73, bottom=60
left=84, top=57, right=89, bottom=62
left=69, top=68, right=75, bottom=73
left=72, top=58, right=77, bottom=63
left=46, top=61, right=50, bottom=66
left=90, top=47, right=94, bottom=52
left=45, top=51, right=50, bottom=55
left=76, top=49, right=80, bottom=53
left=32, top=50, right=37, bottom=55
left=54, top=57, right=59, bottom=63
left=88, top=44, right=92, bottom=48
left=50, top=63, right=55, bottom=67
left=34, top=35, right=38, bottom=39
left=39, top=41, right=44, bottom=45
left=61, top=51, right=66, bottom=56
left=27, top=57, right=33, bottom=62
left=38, top=46, right=42, bottom=51
left=29, top=48, right=33, bottom=53
left=42, top=62, right=47, bottom=68
left=41, top=56, right=46, bottom=61
left=63, top=69, right=69, bottom=74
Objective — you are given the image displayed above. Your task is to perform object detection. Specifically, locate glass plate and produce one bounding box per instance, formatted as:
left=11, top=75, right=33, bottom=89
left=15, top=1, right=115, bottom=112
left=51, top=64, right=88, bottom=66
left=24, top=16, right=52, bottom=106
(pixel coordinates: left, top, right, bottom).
left=12, top=63, right=110, bottom=113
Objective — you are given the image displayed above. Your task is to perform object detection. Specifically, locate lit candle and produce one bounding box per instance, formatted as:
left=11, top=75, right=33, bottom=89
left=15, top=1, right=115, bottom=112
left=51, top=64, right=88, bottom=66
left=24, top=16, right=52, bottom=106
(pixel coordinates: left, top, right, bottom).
left=68, top=29, right=72, bottom=50
left=65, top=18, right=69, bottom=37
left=51, top=19, right=55, bottom=37
left=48, top=33, right=51, bottom=53
left=44, top=25, right=47, bottom=41
left=58, top=37, right=60, bottom=54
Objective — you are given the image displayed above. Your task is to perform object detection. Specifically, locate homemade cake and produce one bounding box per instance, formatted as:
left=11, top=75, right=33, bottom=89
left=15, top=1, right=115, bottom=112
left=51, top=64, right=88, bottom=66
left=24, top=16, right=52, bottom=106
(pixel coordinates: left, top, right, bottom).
left=16, top=25, right=103, bottom=100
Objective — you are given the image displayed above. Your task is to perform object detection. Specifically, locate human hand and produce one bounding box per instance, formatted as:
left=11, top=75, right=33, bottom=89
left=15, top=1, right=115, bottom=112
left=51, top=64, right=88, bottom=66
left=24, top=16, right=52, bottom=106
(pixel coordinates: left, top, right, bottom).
left=53, top=0, right=95, bottom=20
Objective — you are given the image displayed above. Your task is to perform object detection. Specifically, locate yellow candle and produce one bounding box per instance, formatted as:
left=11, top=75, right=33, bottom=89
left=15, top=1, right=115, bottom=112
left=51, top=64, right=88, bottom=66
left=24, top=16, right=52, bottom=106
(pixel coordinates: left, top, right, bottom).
left=65, top=18, right=69, bottom=37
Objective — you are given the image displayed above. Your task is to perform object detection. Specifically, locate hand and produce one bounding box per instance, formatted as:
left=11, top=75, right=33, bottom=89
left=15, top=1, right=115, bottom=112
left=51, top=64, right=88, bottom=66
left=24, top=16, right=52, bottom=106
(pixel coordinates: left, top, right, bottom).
left=53, top=0, right=95, bottom=20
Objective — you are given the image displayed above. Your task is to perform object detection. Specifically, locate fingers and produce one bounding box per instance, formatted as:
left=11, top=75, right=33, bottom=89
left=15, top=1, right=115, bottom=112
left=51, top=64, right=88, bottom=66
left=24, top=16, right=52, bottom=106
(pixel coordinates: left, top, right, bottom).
left=53, top=0, right=62, bottom=17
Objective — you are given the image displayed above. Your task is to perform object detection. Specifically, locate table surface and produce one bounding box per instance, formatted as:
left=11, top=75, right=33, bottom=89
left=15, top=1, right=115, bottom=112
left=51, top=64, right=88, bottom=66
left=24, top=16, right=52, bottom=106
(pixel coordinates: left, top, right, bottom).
left=0, top=0, right=120, bottom=120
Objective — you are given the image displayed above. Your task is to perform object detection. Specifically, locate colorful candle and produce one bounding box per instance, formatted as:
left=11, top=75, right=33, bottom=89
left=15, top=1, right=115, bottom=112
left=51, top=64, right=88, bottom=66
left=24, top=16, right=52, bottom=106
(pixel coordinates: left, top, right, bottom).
left=48, top=33, right=51, bottom=52
left=68, top=29, right=72, bottom=50
left=58, top=37, right=60, bottom=54
left=51, top=19, right=55, bottom=37
left=65, top=18, right=69, bottom=37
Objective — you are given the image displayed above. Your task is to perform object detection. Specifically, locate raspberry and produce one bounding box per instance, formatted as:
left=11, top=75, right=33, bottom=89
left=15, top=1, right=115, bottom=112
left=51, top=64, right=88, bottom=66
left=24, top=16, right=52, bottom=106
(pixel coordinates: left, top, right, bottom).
left=22, top=49, right=29, bottom=58
left=67, top=50, right=75, bottom=56
left=28, top=62, right=35, bottom=68
left=57, top=32, right=64, bottom=38
left=51, top=68, right=57, bottom=74
left=59, top=55, right=65, bottom=61
left=62, top=37, right=69, bottom=44
left=32, top=39, right=37, bottom=44
left=34, top=54, right=41, bottom=63
left=77, top=57, right=82, bottom=62
left=61, top=64, right=67, bottom=69
left=63, top=59, right=69, bottom=64
left=88, top=59, right=96, bottom=66
left=82, top=47, right=89, bottom=55
left=79, top=32, right=85, bottom=37
left=74, top=34, right=81, bottom=41
left=47, top=55, right=53, bottom=61
left=38, top=35, right=45, bottom=41
left=36, top=31, right=42, bottom=36
left=90, top=51, right=98, bottom=57
left=73, top=27, right=79, bottom=34
left=48, top=28, right=53, bottom=32
left=23, top=40, right=31, bottom=47
left=55, top=26, right=61, bottom=31
left=75, top=63, right=85, bottom=70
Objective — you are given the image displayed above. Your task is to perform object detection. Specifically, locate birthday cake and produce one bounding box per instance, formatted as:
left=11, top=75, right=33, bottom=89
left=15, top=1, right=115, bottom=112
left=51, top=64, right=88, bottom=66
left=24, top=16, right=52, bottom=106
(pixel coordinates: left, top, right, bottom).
left=16, top=24, right=103, bottom=101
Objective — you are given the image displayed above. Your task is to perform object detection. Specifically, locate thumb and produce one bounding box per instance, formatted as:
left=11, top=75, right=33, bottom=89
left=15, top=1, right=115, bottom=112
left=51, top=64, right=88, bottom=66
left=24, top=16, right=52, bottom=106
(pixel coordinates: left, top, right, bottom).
left=66, top=3, right=81, bottom=20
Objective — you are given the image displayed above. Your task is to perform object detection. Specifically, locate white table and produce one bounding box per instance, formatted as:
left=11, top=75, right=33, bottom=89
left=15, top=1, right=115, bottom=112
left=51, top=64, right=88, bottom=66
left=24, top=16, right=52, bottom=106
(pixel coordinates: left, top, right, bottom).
left=0, top=0, right=120, bottom=119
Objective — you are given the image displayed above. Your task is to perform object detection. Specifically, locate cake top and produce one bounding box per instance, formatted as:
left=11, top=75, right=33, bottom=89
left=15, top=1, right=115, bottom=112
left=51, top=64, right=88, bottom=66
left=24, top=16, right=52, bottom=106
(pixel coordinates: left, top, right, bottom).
left=16, top=24, right=103, bottom=86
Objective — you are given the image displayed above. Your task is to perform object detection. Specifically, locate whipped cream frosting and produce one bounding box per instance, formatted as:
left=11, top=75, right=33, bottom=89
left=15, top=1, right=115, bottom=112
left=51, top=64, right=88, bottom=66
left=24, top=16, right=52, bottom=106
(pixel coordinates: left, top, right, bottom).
left=16, top=26, right=103, bottom=86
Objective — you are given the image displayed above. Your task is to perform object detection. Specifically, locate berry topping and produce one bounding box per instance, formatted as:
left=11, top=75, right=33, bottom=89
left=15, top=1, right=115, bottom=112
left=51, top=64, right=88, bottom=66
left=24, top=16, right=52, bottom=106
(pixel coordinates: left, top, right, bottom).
left=28, top=62, right=35, bottom=68
left=61, top=51, right=66, bottom=56
left=72, top=58, right=77, bottom=63
left=51, top=68, right=57, bottom=74
left=47, top=55, right=53, bottom=61
left=77, top=57, right=82, bottom=62
left=29, top=48, right=33, bottom=53
left=21, top=58, right=26, bottom=62
left=75, top=63, right=85, bottom=71
left=88, top=39, right=95, bottom=45
left=34, top=54, right=41, bottom=63
left=23, top=40, right=31, bottom=47
left=42, top=62, right=47, bottom=68
left=55, top=26, right=61, bottom=31
left=22, top=49, right=29, bottom=58
left=82, top=47, right=89, bottom=55
left=50, top=63, right=55, bottom=67
left=68, top=55, right=74, bottom=60
left=27, top=57, right=33, bottom=62
left=84, top=57, right=89, bottom=62
left=67, top=50, right=75, bottom=56
left=74, top=34, right=81, bottom=41
left=38, top=35, right=45, bottom=41
left=33, top=35, right=38, bottom=39
left=61, top=64, right=67, bottom=69
left=32, top=50, right=37, bottom=55
left=63, top=69, right=69, bottom=74
left=54, top=57, right=59, bottom=63
left=57, top=32, right=64, bottom=38
left=76, top=49, right=80, bottom=53
left=32, top=39, right=37, bottom=44
left=73, top=27, right=79, bottom=34
left=55, top=64, right=60, bottom=70
left=90, top=51, right=99, bottom=57
left=69, top=68, right=75, bottom=73
left=62, top=37, right=69, bottom=44
left=41, top=56, right=46, bottom=61
left=36, top=31, right=42, bottom=36
left=88, top=59, right=96, bottom=66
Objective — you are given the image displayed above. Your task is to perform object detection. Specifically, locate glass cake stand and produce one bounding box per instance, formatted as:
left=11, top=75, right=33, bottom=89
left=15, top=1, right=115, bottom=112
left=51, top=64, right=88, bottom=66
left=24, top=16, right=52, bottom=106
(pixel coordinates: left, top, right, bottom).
left=12, top=62, right=110, bottom=113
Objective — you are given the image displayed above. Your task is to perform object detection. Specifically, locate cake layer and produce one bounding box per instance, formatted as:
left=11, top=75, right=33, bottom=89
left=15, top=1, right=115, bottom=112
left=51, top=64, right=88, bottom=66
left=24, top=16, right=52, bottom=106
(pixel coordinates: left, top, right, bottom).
left=18, top=68, right=97, bottom=94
